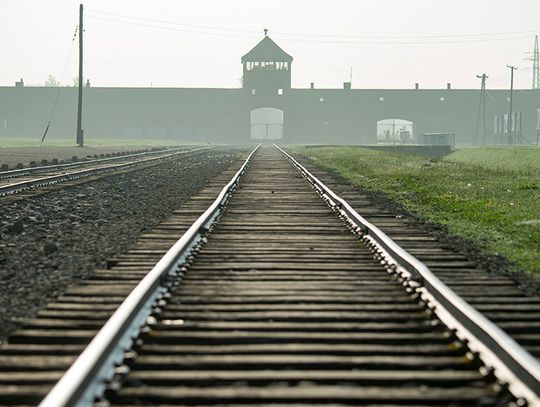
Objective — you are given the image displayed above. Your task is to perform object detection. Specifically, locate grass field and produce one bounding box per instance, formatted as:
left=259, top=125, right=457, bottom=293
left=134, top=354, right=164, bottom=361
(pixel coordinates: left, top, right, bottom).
left=296, top=146, right=540, bottom=276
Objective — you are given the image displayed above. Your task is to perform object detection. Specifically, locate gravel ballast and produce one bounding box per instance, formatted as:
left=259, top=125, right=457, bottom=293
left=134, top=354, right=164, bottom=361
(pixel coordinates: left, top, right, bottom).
left=0, top=145, right=167, bottom=169
left=0, top=147, right=244, bottom=339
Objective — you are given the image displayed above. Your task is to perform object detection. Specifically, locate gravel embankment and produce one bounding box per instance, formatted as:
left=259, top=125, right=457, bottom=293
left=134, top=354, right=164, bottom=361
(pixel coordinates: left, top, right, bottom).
left=0, top=145, right=169, bottom=169
left=0, top=147, right=244, bottom=339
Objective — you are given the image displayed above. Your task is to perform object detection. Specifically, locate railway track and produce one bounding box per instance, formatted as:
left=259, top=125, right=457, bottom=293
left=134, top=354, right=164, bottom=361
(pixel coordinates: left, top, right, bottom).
left=1, top=144, right=539, bottom=406
left=0, top=146, right=212, bottom=197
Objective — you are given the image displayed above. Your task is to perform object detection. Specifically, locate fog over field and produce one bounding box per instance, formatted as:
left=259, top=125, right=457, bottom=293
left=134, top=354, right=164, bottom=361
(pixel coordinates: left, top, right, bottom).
left=1, top=0, right=539, bottom=89
left=0, top=0, right=539, bottom=146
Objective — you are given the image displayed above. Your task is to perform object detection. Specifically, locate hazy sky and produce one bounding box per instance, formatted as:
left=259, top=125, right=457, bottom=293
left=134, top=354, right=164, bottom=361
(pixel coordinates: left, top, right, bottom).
left=2, top=0, right=539, bottom=89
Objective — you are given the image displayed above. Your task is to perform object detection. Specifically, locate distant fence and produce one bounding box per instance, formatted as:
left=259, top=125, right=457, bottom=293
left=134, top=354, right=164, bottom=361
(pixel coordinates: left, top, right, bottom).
left=363, top=145, right=454, bottom=158
left=418, top=133, right=456, bottom=147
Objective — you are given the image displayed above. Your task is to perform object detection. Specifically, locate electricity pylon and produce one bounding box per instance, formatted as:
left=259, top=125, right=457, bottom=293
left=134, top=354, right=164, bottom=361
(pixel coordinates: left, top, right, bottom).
left=533, top=35, right=539, bottom=89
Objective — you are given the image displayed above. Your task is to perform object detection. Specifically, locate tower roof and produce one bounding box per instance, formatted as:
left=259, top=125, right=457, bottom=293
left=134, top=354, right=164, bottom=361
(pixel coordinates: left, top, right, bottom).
left=241, top=36, right=293, bottom=63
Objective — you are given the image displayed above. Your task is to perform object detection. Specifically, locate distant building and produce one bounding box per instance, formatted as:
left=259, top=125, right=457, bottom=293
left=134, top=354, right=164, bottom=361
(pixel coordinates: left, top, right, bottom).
left=1, top=35, right=539, bottom=145
left=242, top=34, right=293, bottom=93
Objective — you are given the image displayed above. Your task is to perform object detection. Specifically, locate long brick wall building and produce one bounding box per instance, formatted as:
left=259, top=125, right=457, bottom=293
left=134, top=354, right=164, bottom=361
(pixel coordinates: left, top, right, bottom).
left=1, top=35, right=539, bottom=145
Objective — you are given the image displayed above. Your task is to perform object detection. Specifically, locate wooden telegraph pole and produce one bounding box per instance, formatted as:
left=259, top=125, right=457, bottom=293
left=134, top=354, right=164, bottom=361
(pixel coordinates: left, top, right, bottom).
left=475, top=73, right=488, bottom=145
left=76, top=4, right=84, bottom=147
left=507, top=65, right=517, bottom=145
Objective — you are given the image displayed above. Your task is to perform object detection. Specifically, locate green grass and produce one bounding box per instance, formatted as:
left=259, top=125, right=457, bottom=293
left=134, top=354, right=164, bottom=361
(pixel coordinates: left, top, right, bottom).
left=0, top=137, right=195, bottom=148
left=446, top=146, right=540, bottom=174
left=295, top=146, right=540, bottom=275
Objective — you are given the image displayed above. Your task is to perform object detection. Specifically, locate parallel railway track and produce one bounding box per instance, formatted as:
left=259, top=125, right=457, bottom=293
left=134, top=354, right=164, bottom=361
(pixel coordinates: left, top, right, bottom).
left=0, top=146, right=212, bottom=197
left=0, top=145, right=539, bottom=406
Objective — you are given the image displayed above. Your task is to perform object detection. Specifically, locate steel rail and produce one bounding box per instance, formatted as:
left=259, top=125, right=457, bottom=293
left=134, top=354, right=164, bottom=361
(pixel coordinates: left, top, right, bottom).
left=276, top=144, right=540, bottom=407
left=0, top=146, right=198, bottom=180
left=0, top=146, right=213, bottom=197
left=38, top=144, right=260, bottom=407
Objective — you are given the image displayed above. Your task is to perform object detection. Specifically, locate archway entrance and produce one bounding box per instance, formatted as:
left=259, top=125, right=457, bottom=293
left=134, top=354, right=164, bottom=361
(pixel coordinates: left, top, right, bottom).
left=377, top=118, right=414, bottom=144
left=250, top=107, right=283, bottom=140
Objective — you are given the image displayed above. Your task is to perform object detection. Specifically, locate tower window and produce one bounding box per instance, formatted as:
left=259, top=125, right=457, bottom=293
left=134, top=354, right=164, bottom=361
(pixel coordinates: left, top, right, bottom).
left=319, top=97, right=324, bottom=102
left=278, top=88, right=283, bottom=95
left=251, top=89, right=256, bottom=95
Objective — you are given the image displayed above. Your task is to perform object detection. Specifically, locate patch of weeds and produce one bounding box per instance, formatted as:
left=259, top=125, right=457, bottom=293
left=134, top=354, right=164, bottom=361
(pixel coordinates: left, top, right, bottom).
left=294, top=146, right=540, bottom=276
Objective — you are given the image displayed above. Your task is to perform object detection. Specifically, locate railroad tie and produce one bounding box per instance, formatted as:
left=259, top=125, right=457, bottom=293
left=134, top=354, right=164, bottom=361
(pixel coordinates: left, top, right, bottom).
left=0, top=159, right=239, bottom=406
left=2, top=145, right=537, bottom=406
left=106, top=146, right=506, bottom=406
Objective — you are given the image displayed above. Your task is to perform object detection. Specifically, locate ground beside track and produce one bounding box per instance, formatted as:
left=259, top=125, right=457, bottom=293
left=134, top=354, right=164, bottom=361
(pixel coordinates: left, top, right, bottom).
left=0, top=145, right=184, bottom=169
left=0, top=147, right=244, bottom=339
left=294, top=146, right=540, bottom=279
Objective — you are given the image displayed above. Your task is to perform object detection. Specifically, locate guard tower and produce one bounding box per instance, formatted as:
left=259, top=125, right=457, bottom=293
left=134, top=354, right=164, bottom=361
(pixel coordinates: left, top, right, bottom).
left=241, top=30, right=293, bottom=95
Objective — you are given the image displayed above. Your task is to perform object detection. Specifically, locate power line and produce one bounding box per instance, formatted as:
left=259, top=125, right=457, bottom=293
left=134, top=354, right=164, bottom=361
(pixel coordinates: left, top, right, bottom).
left=86, top=8, right=261, bottom=34
left=85, top=13, right=535, bottom=46
left=86, top=8, right=540, bottom=41
left=85, top=15, right=255, bottom=39
left=301, top=51, right=527, bottom=65
left=485, top=89, right=501, bottom=101
left=276, top=29, right=540, bottom=40
left=296, top=59, right=524, bottom=74
left=41, top=26, right=78, bottom=146
left=0, top=52, right=526, bottom=69
left=276, top=35, right=533, bottom=45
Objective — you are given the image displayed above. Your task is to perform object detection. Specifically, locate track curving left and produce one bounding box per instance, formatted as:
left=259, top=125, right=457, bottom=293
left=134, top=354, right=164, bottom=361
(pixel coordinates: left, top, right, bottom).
left=0, top=146, right=212, bottom=198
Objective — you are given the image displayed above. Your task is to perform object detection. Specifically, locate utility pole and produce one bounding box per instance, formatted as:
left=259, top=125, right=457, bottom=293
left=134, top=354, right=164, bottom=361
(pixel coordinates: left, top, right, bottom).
left=524, top=35, right=539, bottom=89
left=507, top=65, right=517, bottom=144
left=76, top=3, right=84, bottom=147
left=534, top=35, right=539, bottom=89
left=475, top=73, right=488, bottom=145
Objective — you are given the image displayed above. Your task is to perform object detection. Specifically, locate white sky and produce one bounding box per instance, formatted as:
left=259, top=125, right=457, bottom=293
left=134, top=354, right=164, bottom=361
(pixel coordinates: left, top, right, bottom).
left=1, top=0, right=539, bottom=89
